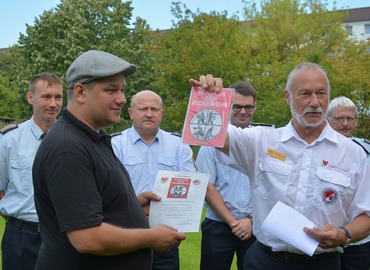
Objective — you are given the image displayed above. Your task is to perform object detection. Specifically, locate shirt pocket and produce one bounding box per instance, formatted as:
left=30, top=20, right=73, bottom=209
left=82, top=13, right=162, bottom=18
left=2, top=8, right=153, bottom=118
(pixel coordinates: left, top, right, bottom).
left=316, top=167, right=350, bottom=187
left=122, top=157, right=143, bottom=188
left=259, top=157, right=292, bottom=175
left=157, top=157, right=177, bottom=170
left=313, top=166, right=351, bottom=213
left=258, top=157, right=293, bottom=201
left=9, top=157, right=34, bottom=191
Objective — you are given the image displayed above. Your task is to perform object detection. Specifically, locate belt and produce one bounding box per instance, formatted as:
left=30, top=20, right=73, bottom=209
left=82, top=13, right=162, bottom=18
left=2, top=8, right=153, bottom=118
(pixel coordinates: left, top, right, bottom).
left=6, top=216, right=40, bottom=232
left=256, top=241, right=337, bottom=264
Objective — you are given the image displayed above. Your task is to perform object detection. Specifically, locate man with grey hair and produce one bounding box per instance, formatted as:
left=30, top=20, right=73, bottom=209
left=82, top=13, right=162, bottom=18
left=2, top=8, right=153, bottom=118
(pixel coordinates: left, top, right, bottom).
left=327, top=96, right=370, bottom=156
left=32, top=50, right=187, bottom=270
left=327, top=96, right=370, bottom=270
left=190, top=62, right=370, bottom=270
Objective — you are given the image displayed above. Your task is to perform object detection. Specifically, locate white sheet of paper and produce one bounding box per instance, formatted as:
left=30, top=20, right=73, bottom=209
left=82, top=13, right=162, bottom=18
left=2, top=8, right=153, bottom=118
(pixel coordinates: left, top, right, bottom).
left=149, top=170, right=209, bottom=232
left=261, top=201, right=319, bottom=256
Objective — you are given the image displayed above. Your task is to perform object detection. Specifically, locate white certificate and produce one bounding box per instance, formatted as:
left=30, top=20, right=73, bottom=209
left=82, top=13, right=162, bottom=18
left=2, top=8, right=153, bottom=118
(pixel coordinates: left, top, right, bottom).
left=149, top=170, right=209, bottom=232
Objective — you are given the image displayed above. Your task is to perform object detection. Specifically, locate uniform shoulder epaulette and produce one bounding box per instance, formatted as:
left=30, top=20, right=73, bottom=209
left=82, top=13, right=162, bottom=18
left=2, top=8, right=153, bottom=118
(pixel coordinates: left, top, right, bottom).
left=352, top=137, right=370, bottom=155
left=251, top=123, right=273, bottom=127
left=170, top=132, right=182, bottom=137
left=0, top=124, right=18, bottom=135
left=110, top=132, right=122, bottom=137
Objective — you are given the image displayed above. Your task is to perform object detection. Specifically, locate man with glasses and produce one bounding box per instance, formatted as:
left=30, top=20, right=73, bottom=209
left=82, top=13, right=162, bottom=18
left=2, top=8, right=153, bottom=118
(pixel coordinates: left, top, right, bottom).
left=111, top=90, right=196, bottom=270
left=327, top=96, right=370, bottom=270
left=196, top=81, right=264, bottom=270
left=327, top=96, right=370, bottom=157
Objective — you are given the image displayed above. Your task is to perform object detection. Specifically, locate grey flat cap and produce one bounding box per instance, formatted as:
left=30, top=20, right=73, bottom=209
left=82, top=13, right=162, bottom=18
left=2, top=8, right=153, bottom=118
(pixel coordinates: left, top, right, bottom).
left=66, top=50, right=137, bottom=89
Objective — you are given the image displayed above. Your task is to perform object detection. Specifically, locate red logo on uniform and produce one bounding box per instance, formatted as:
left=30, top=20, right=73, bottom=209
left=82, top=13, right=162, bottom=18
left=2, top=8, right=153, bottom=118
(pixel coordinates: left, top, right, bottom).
left=322, top=160, right=328, bottom=166
left=322, top=188, right=337, bottom=204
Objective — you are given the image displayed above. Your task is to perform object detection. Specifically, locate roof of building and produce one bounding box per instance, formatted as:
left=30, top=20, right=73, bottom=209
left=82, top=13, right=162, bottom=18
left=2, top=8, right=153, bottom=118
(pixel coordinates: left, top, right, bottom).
left=342, top=7, right=370, bottom=23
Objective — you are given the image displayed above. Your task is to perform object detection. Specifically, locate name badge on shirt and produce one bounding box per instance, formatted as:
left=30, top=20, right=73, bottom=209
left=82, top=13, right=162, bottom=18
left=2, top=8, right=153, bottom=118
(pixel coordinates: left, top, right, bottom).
left=266, top=148, right=286, bottom=162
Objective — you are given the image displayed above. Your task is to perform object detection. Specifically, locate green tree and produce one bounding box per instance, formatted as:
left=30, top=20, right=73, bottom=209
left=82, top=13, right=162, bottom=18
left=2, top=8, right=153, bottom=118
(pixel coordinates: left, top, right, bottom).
left=326, top=39, right=370, bottom=137
left=150, top=2, right=250, bottom=131
left=16, top=0, right=155, bottom=132
left=238, top=0, right=351, bottom=126
left=0, top=46, right=30, bottom=119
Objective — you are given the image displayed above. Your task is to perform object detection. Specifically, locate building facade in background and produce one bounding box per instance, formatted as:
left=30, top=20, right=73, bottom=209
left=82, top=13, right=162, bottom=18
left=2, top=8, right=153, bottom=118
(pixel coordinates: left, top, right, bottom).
left=342, top=7, right=370, bottom=42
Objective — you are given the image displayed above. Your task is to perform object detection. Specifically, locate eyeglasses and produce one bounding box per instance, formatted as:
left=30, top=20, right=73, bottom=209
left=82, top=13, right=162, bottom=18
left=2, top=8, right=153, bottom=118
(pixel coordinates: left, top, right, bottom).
left=331, top=116, right=357, bottom=124
left=232, top=104, right=255, bottom=112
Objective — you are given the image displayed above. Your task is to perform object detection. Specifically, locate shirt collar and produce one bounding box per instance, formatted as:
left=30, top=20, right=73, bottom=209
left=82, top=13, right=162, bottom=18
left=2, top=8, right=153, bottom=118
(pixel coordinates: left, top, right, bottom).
left=62, top=108, right=107, bottom=142
left=29, top=116, right=45, bottom=140
left=129, top=126, right=160, bottom=145
left=280, top=119, right=339, bottom=145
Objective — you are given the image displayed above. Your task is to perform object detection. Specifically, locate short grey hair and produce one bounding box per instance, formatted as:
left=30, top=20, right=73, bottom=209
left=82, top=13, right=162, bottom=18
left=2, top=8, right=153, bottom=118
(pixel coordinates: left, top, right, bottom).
left=286, top=62, right=330, bottom=94
left=327, top=96, right=358, bottom=118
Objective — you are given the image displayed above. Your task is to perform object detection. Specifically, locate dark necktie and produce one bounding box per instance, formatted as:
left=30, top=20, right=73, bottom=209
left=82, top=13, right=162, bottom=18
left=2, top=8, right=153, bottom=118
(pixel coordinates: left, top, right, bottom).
left=40, top=133, right=47, bottom=140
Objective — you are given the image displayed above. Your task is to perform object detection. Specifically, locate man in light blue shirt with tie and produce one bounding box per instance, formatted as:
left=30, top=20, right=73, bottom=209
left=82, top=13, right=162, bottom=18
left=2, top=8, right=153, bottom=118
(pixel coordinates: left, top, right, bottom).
left=111, top=90, right=196, bottom=270
left=0, top=72, right=63, bottom=270
left=196, top=81, right=258, bottom=270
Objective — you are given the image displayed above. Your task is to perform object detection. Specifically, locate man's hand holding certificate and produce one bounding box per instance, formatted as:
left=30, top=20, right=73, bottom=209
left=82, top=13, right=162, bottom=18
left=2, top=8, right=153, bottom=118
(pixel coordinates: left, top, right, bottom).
left=149, top=170, right=209, bottom=232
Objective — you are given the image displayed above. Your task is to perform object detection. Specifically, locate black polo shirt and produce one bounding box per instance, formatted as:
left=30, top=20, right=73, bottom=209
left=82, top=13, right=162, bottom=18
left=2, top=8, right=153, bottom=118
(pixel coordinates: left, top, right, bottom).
left=33, top=108, right=152, bottom=270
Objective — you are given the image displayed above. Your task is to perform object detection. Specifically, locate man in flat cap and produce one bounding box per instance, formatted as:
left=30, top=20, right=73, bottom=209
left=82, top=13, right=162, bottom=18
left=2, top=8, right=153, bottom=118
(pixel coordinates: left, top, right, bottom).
left=32, top=50, right=186, bottom=270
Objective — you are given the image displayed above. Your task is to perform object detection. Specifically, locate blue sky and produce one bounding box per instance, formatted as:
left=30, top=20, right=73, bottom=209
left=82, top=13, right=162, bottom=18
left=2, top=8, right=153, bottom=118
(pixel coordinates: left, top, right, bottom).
left=0, top=0, right=368, bottom=48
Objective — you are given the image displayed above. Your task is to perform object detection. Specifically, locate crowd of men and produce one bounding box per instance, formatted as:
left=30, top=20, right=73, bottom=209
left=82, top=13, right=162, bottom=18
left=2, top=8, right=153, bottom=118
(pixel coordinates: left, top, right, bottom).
left=0, top=50, right=369, bottom=270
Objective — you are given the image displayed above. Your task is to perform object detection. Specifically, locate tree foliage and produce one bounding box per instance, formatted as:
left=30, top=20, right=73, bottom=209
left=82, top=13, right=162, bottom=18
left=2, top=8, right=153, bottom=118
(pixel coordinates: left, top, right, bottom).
left=150, top=2, right=251, bottom=131
left=326, top=40, right=370, bottom=137
left=0, top=46, right=30, bottom=118
left=1, top=0, right=156, bottom=133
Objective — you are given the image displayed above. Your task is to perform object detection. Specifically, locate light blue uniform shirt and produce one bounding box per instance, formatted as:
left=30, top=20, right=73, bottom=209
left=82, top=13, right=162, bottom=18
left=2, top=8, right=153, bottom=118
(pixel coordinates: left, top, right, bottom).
left=0, top=117, right=44, bottom=222
left=352, top=137, right=370, bottom=157
left=111, top=127, right=196, bottom=194
left=196, top=146, right=252, bottom=222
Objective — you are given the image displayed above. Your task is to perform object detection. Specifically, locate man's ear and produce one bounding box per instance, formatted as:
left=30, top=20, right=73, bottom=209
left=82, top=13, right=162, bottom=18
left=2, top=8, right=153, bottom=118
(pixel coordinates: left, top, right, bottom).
left=74, top=83, right=87, bottom=104
left=284, top=89, right=290, bottom=105
left=26, top=91, right=33, bottom=105
left=128, top=107, right=133, bottom=120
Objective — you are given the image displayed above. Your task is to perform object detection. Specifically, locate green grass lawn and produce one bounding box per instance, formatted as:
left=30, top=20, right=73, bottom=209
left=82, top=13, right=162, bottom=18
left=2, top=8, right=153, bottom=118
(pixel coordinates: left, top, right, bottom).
left=0, top=208, right=237, bottom=269
left=179, top=207, right=238, bottom=269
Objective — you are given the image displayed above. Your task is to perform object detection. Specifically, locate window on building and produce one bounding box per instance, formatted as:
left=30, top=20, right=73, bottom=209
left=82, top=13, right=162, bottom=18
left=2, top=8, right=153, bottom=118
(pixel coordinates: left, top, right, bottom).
left=365, top=24, right=370, bottom=35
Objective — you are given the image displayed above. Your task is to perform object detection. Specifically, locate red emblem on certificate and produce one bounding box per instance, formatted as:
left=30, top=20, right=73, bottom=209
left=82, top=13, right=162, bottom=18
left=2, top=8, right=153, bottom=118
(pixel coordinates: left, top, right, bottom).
left=167, top=177, right=191, bottom=199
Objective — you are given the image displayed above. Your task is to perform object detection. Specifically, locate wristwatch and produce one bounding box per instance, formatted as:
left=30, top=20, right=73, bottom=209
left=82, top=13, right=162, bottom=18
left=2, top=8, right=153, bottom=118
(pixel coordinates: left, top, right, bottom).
left=339, top=226, right=351, bottom=248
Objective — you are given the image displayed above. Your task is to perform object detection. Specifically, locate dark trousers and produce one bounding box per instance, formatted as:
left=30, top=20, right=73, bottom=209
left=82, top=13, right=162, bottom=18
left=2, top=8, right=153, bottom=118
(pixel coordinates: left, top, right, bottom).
left=244, top=241, right=340, bottom=270
left=340, top=242, right=370, bottom=270
left=1, top=219, right=41, bottom=270
left=200, top=218, right=256, bottom=270
left=152, top=245, right=179, bottom=270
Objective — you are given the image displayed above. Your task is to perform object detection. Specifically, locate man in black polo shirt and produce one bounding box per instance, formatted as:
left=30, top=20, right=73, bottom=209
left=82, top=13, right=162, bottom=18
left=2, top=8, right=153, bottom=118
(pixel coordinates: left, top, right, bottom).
left=32, top=50, right=186, bottom=270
